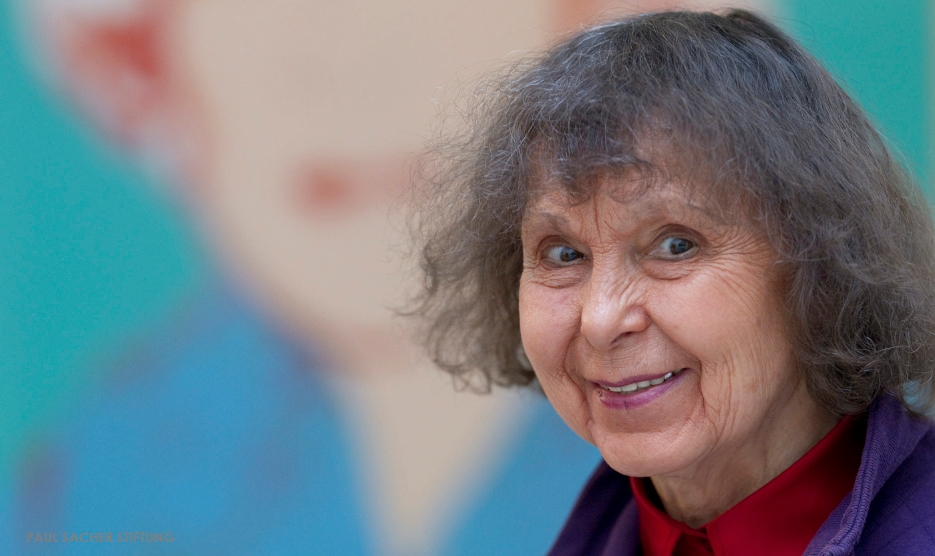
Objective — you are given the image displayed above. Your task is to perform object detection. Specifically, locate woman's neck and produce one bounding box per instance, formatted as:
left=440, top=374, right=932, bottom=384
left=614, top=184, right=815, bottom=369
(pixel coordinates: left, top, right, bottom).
left=650, top=387, right=837, bottom=528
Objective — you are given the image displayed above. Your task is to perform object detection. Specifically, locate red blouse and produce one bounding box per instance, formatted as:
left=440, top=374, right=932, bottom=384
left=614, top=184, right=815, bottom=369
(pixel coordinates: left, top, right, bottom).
left=632, top=416, right=866, bottom=556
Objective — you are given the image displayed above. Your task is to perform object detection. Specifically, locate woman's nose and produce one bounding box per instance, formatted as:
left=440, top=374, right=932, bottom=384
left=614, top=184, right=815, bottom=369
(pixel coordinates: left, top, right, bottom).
left=579, top=270, right=651, bottom=351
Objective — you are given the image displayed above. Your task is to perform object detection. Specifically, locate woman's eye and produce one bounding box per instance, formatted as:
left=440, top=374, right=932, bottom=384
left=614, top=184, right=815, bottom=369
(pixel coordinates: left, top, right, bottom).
left=545, top=245, right=584, bottom=265
left=658, top=237, right=697, bottom=258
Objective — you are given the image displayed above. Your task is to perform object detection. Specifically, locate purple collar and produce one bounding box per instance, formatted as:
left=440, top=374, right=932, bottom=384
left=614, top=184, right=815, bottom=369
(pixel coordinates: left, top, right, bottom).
left=804, top=395, right=930, bottom=555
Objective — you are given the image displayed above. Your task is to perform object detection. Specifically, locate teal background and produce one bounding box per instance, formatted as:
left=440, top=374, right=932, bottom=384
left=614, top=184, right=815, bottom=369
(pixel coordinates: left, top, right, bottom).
left=785, top=0, right=933, bottom=190
left=0, top=0, right=932, bottom=514
left=0, top=0, right=206, bottom=496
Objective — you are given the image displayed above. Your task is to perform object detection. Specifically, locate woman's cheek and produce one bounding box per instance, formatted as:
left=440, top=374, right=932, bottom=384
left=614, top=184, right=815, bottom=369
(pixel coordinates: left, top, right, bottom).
left=518, top=282, right=579, bottom=379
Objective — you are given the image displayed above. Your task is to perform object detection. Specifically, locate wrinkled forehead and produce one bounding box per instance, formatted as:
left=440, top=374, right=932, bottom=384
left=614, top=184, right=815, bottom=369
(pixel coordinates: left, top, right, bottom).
left=523, top=138, right=752, bottom=229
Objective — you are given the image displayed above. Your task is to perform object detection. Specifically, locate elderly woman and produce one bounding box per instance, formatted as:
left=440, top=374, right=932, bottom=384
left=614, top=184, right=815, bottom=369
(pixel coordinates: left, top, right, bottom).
left=411, top=9, right=935, bottom=556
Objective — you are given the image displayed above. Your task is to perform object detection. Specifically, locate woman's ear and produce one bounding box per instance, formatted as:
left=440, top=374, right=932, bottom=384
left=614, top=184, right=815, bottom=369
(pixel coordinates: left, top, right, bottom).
left=33, top=2, right=175, bottom=149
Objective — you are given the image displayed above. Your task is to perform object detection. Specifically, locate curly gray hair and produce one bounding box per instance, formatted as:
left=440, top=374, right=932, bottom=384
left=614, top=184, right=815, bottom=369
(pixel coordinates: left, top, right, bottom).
left=410, top=9, right=935, bottom=416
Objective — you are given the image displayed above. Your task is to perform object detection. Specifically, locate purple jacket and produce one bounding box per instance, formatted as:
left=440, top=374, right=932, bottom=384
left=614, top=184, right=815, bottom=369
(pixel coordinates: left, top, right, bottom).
left=549, top=395, right=935, bottom=555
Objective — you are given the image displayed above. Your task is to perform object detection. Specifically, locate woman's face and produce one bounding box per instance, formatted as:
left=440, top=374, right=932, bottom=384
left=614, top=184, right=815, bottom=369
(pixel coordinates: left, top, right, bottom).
left=519, top=174, right=821, bottom=480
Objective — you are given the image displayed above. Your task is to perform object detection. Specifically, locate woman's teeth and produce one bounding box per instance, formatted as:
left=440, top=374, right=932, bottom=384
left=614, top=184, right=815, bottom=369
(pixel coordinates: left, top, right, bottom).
left=602, top=369, right=683, bottom=394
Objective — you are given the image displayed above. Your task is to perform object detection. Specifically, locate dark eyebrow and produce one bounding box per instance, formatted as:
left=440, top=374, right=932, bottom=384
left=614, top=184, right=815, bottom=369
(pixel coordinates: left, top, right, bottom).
left=523, top=208, right=570, bottom=232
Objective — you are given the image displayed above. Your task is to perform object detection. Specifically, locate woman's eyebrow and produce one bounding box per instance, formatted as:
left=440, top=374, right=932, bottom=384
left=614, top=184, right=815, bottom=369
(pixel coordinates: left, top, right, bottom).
left=524, top=208, right=571, bottom=231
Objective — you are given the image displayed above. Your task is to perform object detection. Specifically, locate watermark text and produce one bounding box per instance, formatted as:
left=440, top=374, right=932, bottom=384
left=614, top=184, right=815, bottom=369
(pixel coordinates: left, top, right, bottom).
left=26, top=531, right=175, bottom=544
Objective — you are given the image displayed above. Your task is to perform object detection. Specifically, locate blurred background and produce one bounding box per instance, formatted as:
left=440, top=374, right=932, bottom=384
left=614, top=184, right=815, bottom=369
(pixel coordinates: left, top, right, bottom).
left=0, top=0, right=931, bottom=554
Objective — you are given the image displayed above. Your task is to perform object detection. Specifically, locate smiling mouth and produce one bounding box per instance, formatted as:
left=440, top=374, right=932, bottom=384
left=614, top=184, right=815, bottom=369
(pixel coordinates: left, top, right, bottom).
left=599, top=368, right=686, bottom=394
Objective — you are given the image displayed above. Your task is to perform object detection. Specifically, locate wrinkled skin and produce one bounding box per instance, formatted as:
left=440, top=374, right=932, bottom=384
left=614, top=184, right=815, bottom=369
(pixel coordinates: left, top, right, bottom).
left=518, top=175, right=835, bottom=525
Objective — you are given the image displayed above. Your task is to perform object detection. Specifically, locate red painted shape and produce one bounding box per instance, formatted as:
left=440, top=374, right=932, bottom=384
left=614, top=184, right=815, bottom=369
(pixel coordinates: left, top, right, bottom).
left=50, top=2, right=172, bottom=147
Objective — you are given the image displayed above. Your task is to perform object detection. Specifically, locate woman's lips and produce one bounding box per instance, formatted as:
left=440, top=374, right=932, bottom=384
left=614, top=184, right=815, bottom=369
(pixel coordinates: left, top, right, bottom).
left=596, top=368, right=686, bottom=394
left=593, top=368, right=689, bottom=410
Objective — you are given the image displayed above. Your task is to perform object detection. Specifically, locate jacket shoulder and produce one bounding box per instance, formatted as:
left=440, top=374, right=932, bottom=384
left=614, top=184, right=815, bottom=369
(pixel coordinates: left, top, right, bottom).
left=856, top=423, right=935, bottom=555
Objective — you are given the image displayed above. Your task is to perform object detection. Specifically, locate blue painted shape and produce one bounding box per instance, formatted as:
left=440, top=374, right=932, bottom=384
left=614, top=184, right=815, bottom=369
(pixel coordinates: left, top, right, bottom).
left=5, top=283, right=601, bottom=555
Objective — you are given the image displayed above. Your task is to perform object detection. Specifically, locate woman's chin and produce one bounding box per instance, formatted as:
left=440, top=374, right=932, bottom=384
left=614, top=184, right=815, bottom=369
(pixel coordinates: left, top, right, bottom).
left=587, top=392, right=707, bottom=478
left=595, top=429, right=703, bottom=478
